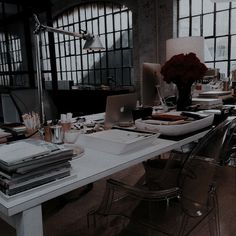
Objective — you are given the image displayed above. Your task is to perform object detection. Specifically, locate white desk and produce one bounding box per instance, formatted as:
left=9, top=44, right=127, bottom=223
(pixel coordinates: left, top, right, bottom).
left=0, top=128, right=209, bottom=236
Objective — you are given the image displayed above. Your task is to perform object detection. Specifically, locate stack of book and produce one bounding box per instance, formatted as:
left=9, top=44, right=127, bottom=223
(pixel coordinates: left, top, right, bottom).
left=0, top=139, right=74, bottom=196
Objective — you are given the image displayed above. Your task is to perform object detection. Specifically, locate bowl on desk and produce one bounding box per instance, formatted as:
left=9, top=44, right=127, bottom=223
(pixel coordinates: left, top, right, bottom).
left=135, top=112, right=214, bottom=136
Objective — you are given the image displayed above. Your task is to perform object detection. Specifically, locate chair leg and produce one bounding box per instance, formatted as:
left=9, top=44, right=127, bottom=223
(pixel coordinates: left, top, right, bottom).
left=87, top=210, right=97, bottom=229
left=209, top=195, right=220, bottom=236
left=178, top=214, right=188, bottom=236
left=215, top=195, right=221, bottom=236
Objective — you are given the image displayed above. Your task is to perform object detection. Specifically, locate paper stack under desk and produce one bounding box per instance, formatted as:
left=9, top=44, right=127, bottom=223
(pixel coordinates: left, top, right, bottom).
left=0, top=139, right=74, bottom=196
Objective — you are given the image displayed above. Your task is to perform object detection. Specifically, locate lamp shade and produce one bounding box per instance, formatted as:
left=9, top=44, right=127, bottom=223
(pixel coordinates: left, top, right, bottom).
left=211, top=0, right=236, bottom=2
left=166, top=36, right=205, bottom=62
left=83, top=35, right=104, bottom=51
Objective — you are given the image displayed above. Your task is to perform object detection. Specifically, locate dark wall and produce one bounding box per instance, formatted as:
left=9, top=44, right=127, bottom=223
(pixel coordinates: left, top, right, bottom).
left=48, top=89, right=129, bottom=116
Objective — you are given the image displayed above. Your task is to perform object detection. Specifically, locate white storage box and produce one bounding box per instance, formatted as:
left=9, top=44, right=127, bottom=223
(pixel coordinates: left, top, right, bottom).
left=78, top=129, right=159, bottom=154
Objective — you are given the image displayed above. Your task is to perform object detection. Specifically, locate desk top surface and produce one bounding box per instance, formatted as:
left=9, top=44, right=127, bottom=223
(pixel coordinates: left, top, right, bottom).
left=0, top=125, right=209, bottom=216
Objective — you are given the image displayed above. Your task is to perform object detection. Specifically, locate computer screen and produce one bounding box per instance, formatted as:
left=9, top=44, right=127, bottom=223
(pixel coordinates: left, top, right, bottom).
left=141, top=63, right=162, bottom=106
left=104, top=93, right=137, bottom=129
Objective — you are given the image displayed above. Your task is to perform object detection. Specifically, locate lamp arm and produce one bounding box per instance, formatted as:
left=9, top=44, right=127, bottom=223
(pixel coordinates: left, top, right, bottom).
left=33, top=14, right=93, bottom=40
left=41, top=25, right=84, bottom=38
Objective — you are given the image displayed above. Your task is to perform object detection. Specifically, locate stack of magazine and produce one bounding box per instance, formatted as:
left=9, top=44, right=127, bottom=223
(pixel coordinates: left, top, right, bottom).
left=0, top=139, right=74, bottom=196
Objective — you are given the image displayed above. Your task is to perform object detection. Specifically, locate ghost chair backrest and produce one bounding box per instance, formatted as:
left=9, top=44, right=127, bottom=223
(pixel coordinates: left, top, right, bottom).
left=179, top=117, right=236, bottom=217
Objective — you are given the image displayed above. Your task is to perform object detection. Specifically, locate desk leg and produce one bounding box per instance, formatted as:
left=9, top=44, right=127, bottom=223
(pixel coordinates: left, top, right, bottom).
left=14, top=205, right=43, bottom=236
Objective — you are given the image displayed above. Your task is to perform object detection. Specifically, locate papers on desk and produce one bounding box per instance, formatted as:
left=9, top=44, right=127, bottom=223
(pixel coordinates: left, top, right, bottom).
left=199, top=90, right=231, bottom=98
left=78, top=129, right=159, bottom=154
left=192, top=98, right=223, bottom=109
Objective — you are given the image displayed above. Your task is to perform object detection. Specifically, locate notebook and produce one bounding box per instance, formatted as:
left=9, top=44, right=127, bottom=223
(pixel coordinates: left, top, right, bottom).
left=104, top=93, right=137, bottom=129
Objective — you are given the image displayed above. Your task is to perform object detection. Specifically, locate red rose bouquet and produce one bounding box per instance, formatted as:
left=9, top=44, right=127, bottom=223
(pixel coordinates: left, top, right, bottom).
left=160, top=53, right=208, bottom=110
left=160, top=52, right=207, bottom=86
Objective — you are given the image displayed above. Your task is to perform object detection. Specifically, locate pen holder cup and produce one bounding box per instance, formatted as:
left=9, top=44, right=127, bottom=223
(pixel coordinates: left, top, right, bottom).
left=44, top=126, right=52, bottom=142
left=50, top=125, right=64, bottom=144
left=61, top=122, right=72, bottom=133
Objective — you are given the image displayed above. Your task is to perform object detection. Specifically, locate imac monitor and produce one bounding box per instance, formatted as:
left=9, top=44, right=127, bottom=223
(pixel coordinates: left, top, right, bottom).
left=141, top=63, right=162, bottom=106
left=104, top=93, right=137, bottom=129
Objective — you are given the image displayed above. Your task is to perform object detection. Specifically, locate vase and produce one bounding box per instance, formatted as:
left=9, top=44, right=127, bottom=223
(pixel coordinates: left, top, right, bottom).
left=176, top=83, right=192, bottom=111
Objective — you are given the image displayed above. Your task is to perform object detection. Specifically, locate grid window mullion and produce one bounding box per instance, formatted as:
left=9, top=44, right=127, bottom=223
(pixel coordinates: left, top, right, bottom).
left=177, top=0, right=234, bottom=76
left=39, top=2, right=133, bottom=87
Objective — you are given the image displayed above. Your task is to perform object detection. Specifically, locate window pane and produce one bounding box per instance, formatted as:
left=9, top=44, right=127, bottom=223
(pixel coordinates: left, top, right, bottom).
left=101, top=52, right=106, bottom=68
left=123, top=68, right=130, bottom=85
left=216, top=2, right=229, bottom=11
left=215, top=61, right=227, bottom=76
left=231, top=9, right=236, bottom=34
left=92, top=19, right=98, bottom=35
left=203, top=0, right=214, bottom=14
left=216, top=37, right=228, bottom=60
left=108, top=51, right=114, bottom=67
left=122, top=30, right=129, bottom=48
left=192, top=0, right=201, bottom=16
left=114, top=13, right=121, bottom=31
left=99, top=16, right=105, bottom=34
left=107, top=33, right=114, bottom=50
left=179, top=0, right=189, bottom=18
left=192, top=16, right=200, bottom=36
left=129, top=12, right=132, bottom=28
left=205, top=38, right=215, bottom=61
left=82, top=55, right=88, bottom=69
left=115, top=32, right=121, bottom=49
left=85, top=6, right=92, bottom=19
left=231, top=35, right=236, bottom=59
left=123, top=49, right=132, bottom=67
left=178, top=18, right=189, bottom=37
left=106, top=3, right=112, bottom=14
left=115, top=68, right=122, bottom=85
left=94, top=54, right=101, bottom=69
left=92, top=3, right=98, bottom=18
left=114, top=50, right=121, bottom=67
left=95, top=70, right=101, bottom=83
left=121, top=12, right=128, bottom=29
left=79, top=6, right=86, bottom=21
left=203, top=14, right=214, bottom=37
left=216, top=11, right=229, bottom=36
left=230, top=61, right=236, bottom=71
left=106, top=14, right=113, bottom=33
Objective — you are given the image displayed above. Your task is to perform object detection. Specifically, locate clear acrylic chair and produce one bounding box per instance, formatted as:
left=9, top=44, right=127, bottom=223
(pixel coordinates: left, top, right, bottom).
left=88, top=117, right=236, bottom=236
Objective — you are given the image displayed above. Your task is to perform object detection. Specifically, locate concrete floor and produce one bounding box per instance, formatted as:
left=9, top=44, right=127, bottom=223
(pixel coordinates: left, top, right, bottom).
left=0, top=163, right=235, bottom=236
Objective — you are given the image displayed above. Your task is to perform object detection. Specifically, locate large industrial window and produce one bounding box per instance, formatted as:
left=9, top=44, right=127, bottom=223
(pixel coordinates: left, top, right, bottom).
left=0, top=32, right=24, bottom=86
left=41, top=2, right=133, bottom=88
left=177, top=0, right=236, bottom=77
